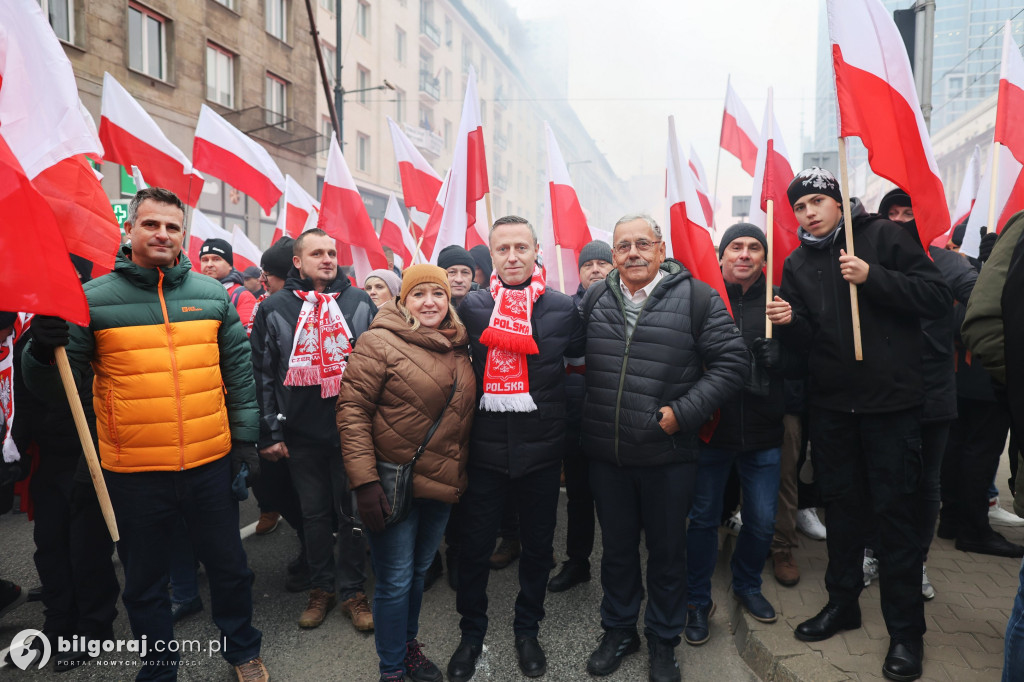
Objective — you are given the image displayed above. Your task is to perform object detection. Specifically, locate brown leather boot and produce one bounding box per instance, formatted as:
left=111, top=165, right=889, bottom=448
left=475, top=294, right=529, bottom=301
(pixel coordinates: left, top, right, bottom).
left=489, top=538, right=521, bottom=570
left=772, top=551, right=800, bottom=587
left=255, top=512, right=280, bottom=535
left=340, top=592, right=374, bottom=632
left=298, top=588, right=336, bottom=628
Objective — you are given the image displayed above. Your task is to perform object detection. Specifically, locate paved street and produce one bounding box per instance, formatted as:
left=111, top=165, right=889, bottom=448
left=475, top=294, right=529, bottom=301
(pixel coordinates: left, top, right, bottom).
left=0, top=490, right=759, bottom=681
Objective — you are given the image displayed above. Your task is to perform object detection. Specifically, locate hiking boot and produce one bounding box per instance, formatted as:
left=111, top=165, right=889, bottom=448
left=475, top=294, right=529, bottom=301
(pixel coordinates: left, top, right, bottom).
left=340, top=592, right=374, bottom=631
left=298, top=588, right=336, bottom=628
left=234, top=657, right=269, bottom=682
left=404, top=639, right=443, bottom=682
left=255, top=512, right=281, bottom=535
left=772, top=551, right=800, bottom=587
left=586, top=628, right=640, bottom=675
left=490, top=537, right=521, bottom=569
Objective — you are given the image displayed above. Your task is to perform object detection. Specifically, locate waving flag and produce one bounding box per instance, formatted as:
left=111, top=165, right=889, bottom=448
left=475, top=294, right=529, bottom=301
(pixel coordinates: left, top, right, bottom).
left=272, top=175, right=319, bottom=243
left=963, top=142, right=1024, bottom=258
left=688, top=145, right=714, bottom=227
left=387, top=117, right=443, bottom=215
left=545, top=122, right=592, bottom=255
left=193, top=104, right=285, bottom=215
left=231, top=226, right=263, bottom=272
left=99, top=72, right=204, bottom=206
left=720, top=80, right=760, bottom=177
left=379, top=193, right=420, bottom=268
left=932, top=145, right=981, bottom=247
left=996, top=20, right=1024, bottom=166
left=827, top=0, right=950, bottom=249
left=186, top=210, right=233, bottom=271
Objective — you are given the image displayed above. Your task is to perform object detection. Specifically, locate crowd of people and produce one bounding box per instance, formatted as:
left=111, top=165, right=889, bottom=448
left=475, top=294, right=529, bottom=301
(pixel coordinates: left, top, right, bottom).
left=2, top=173, right=1024, bottom=682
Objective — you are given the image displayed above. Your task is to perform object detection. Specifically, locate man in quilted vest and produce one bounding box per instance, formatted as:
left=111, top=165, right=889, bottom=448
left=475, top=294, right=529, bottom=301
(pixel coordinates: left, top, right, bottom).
left=23, top=187, right=267, bottom=682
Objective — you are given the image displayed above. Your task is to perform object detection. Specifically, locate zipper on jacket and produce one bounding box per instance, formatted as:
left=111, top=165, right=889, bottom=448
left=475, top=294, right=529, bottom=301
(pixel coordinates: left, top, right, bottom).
left=157, top=270, right=187, bottom=470
left=737, top=294, right=745, bottom=451
left=106, top=390, right=121, bottom=463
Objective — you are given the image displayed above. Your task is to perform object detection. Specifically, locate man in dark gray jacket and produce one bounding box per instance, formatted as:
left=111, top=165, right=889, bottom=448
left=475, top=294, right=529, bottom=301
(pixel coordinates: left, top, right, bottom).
left=580, top=214, right=747, bottom=682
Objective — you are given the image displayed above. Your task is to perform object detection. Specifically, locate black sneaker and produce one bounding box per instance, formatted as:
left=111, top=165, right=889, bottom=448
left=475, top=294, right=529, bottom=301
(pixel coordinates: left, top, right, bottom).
left=0, top=580, right=27, bottom=619
left=586, top=628, right=640, bottom=676
left=647, top=635, right=681, bottom=682
left=404, top=639, right=443, bottom=682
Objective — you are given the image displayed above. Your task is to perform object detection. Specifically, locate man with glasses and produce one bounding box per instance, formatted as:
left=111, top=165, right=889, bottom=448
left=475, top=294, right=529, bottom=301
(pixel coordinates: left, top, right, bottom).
left=580, top=214, right=747, bottom=682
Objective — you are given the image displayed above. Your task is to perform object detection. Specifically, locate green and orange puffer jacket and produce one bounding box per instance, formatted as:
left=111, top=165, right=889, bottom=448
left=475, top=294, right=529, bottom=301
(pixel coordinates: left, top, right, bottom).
left=23, top=248, right=259, bottom=473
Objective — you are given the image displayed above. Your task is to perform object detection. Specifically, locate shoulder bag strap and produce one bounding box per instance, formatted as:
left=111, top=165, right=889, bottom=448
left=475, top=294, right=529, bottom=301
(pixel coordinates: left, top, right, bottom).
left=412, top=376, right=458, bottom=463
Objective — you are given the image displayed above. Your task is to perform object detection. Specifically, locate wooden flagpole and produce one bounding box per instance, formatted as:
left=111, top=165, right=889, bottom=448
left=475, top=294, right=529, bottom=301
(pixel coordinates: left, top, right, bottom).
left=484, top=192, right=494, bottom=230
left=765, top=199, right=774, bottom=339
left=837, top=138, right=864, bottom=361
left=986, top=143, right=1000, bottom=234
left=54, top=347, right=119, bottom=541
left=554, top=243, right=567, bottom=295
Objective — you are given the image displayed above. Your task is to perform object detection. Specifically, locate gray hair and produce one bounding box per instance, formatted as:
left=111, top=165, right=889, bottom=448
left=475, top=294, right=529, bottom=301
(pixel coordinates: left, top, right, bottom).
left=126, top=187, right=185, bottom=226
left=490, top=215, right=539, bottom=244
left=613, top=213, right=662, bottom=240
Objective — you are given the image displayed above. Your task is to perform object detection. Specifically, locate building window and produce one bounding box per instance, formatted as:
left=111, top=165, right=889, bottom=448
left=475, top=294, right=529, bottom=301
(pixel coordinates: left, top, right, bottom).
left=462, top=37, right=472, bottom=74
left=395, top=26, right=406, bottom=62
left=395, top=88, right=406, bottom=123
left=266, top=0, right=287, bottom=41
left=419, top=104, right=433, bottom=131
left=212, top=0, right=235, bottom=10
left=206, top=44, right=235, bottom=108
left=357, top=65, right=371, bottom=105
left=41, top=0, right=74, bottom=43
left=356, top=0, right=370, bottom=38
left=444, top=68, right=452, bottom=98
left=128, top=4, right=166, bottom=80
left=319, top=0, right=333, bottom=10
left=265, top=72, right=288, bottom=128
left=480, top=55, right=487, bottom=81
left=357, top=133, right=370, bottom=172
left=321, top=116, right=333, bottom=157
left=444, top=15, right=452, bottom=46
left=323, top=43, right=337, bottom=84
left=444, top=119, right=452, bottom=150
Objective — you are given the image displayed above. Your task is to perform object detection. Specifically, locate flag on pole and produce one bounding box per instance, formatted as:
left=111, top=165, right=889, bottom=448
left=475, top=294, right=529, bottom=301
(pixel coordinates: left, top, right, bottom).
left=933, top=144, right=981, bottom=247
left=319, top=134, right=388, bottom=284
left=666, top=116, right=732, bottom=316
left=688, top=145, right=714, bottom=227
left=186, top=209, right=234, bottom=271
left=387, top=117, right=443, bottom=215
left=996, top=20, right=1024, bottom=165
left=379, top=193, right=420, bottom=268
left=827, top=0, right=950, bottom=249
left=272, top=175, right=319, bottom=243
left=99, top=72, right=204, bottom=206
left=231, top=226, right=264, bottom=273
left=720, top=80, right=760, bottom=177
left=193, top=104, right=285, bottom=215
left=963, top=142, right=1024, bottom=257
left=545, top=122, right=592, bottom=256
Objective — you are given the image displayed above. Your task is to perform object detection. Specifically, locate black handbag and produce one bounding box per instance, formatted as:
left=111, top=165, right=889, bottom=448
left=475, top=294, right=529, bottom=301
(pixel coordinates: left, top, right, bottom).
left=346, top=379, right=457, bottom=532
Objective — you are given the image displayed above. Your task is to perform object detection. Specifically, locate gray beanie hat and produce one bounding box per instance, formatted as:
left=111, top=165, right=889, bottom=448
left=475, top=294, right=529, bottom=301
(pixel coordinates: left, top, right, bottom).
left=577, top=240, right=613, bottom=270
left=364, top=268, right=403, bottom=297
left=718, top=223, right=768, bottom=259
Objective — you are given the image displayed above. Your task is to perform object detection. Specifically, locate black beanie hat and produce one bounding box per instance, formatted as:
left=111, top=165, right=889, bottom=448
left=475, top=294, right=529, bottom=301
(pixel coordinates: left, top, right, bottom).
left=470, top=244, right=493, bottom=279
left=718, top=223, right=768, bottom=259
left=787, top=167, right=843, bottom=208
left=437, top=245, right=476, bottom=271
left=261, top=236, right=294, bottom=279
left=951, top=220, right=968, bottom=247
left=0, top=311, right=16, bottom=330
left=577, top=240, right=613, bottom=270
left=200, top=238, right=233, bottom=266
left=878, top=188, right=912, bottom=218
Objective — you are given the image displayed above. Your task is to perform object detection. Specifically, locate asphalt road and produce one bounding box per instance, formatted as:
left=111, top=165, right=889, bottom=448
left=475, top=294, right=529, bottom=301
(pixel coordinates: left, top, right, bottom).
left=0, top=491, right=759, bottom=682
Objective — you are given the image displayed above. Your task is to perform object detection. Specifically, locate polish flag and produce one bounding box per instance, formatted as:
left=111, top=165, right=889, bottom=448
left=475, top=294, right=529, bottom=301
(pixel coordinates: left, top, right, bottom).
left=272, top=175, right=319, bottom=243
left=688, top=145, right=715, bottom=227
left=996, top=20, right=1024, bottom=166
left=963, top=141, right=1024, bottom=258
left=318, top=133, right=388, bottom=283
left=933, top=145, right=981, bottom=247
left=427, top=66, right=489, bottom=260
left=99, top=72, right=204, bottom=206
left=720, top=80, right=760, bottom=177
left=545, top=122, right=592, bottom=255
left=387, top=117, right=443, bottom=215
left=419, top=169, right=450, bottom=261
left=666, top=116, right=732, bottom=316
left=379, top=193, right=421, bottom=268
left=827, top=0, right=950, bottom=249
left=193, top=104, right=285, bottom=215
left=231, top=226, right=263, bottom=273
left=748, top=88, right=800, bottom=285
left=186, top=209, right=233, bottom=271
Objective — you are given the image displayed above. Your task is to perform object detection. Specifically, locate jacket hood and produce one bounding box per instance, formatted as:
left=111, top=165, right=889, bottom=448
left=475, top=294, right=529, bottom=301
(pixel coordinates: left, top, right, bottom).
left=114, top=246, right=193, bottom=290
left=369, top=299, right=469, bottom=352
left=219, top=268, right=245, bottom=287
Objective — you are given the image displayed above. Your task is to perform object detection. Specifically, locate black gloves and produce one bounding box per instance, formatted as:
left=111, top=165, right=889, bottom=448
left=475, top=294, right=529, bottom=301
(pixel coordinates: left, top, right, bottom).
left=230, top=443, right=260, bottom=501
left=29, top=315, right=70, bottom=362
left=354, top=482, right=392, bottom=533
left=0, top=458, right=28, bottom=488
left=750, top=337, right=782, bottom=371
left=978, top=232, right=999, bottom=263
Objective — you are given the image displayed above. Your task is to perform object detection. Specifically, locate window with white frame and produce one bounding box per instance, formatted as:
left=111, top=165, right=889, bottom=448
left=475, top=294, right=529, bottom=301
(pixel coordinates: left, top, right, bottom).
left=266, top=0, right=287, bottom=41
left=356, top=0, right=370, bottom=38
left=357, top=133, right=370, bottom=172
left=444, top=15, right=452, bottom=47
left=206, top=43, right=235, bottom=108
left=395, top=26, right=406, bottom=63
left=395, top=88, right=406, bottom=123
left=265, top=73, right=288, bottom=128
left=40, top=0, right=74, bottom=43
left=129, top=4, right=166, bottom=79
left=357, top=65, right=370, bottom=105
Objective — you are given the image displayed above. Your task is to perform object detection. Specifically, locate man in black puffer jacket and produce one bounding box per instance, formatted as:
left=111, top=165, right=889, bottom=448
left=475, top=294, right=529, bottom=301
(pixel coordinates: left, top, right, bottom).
left=767, top=169, right=950, bottom=682
left=580, top=214, right=747, bottom=682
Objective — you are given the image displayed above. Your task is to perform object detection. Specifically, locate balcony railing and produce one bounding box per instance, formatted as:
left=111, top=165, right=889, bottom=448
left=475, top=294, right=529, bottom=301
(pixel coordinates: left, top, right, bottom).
left=403, top=122, right=444, bottom=159
left=419, top=17, right=440, bottom=48
left=418, top=70, right=440, bottom=100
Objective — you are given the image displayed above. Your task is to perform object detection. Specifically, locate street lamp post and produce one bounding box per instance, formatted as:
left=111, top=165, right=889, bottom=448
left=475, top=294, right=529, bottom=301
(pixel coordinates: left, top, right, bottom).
left=333, top=0, right=394, bottom=146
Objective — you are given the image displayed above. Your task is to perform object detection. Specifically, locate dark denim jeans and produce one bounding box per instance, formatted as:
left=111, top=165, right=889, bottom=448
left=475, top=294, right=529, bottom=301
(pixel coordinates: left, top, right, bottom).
left=104, top=457, right=260, bottom=681
left=167, top=520, right=199, bottom=605
left=365, top=499, right=451, bottom=676
left=687, top=446, right=780, bottom=605
left=1005, top=557, right=1024, bottom=681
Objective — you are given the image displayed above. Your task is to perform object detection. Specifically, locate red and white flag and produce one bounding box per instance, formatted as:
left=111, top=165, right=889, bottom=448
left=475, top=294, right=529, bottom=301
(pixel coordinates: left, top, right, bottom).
left=231, top=226, right=263, bottom=273
left=545, top=122, right=592, bottom=256
left=720, top=80, right=760, bottom=177
left=387, top=117, right=443, bottom=215
left=963, top=141, right=1024, bottom=258
left=319, top=134, right=388, bottom=283
left=193, top=104, right=285, bottom=215
left=827, top=0, right=950, bottom=249
left=748, top=88, right=800, bottom=285
left=427, top=66, right=489, bottom=261
left=996, top=20, right=1024, bottom=166
left=99, top=72, right=204, bottom=206
left=379, top=193, right=420, bottom=268
left=688, top=145, right=715, bottom=227
left=272, top=174, right=319, bottom=243
left=933, top=144, right=981, bottom=247
left=666, top=116, right=732, bottom=316
left=187, top=209, right=233, bottom=271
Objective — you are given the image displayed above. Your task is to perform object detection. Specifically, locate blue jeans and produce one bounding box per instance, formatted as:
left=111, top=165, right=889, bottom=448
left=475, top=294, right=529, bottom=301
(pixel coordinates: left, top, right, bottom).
left=687, top=446, right=780, bottom=606
left=366, top=499, right=451, bottom=676
left=1006, top=556, right=1024, bottom=681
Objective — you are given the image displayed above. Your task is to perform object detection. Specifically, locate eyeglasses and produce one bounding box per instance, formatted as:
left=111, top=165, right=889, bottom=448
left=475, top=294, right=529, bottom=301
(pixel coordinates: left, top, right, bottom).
left=613, top=239, right=661, bottom=255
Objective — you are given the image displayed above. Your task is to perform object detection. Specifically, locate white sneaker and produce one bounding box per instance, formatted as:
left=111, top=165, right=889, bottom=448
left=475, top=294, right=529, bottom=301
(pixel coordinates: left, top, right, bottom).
left=863, top=550, right=879, bottom=587
left=796, top=508, right=827, bottom=540
left=921, top=564, right=935, bottom=600
left=989, top=497, right=1024, bottom=527
left=722, top=511, right=743, bottom=536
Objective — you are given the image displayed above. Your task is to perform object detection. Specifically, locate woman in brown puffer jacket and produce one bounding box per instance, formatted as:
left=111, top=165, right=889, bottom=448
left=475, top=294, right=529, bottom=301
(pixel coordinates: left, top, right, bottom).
left=337, top=264, right=475, bottom=682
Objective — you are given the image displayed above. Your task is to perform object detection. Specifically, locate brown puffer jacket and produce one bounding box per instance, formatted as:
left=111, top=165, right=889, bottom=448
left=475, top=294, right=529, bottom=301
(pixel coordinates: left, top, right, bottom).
left=337, top=300, right=475, bottom=503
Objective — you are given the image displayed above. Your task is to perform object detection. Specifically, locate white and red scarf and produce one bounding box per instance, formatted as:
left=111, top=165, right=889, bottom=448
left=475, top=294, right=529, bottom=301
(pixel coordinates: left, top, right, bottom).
left=2, top=314, right=32, bottom=463
left=478, top=266, right=545, bottom=412
left=284, top=291, right=354, bottom=399
left=247, top=292, right=268, bottom=336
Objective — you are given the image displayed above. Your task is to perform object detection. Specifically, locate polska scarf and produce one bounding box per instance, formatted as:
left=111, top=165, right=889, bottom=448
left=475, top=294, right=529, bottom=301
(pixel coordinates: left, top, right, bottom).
left=478, top=266, right=545, bottom=412
left=284, top=291, right=354, bottom=398
left=2, top=314, right=32, bottom=463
